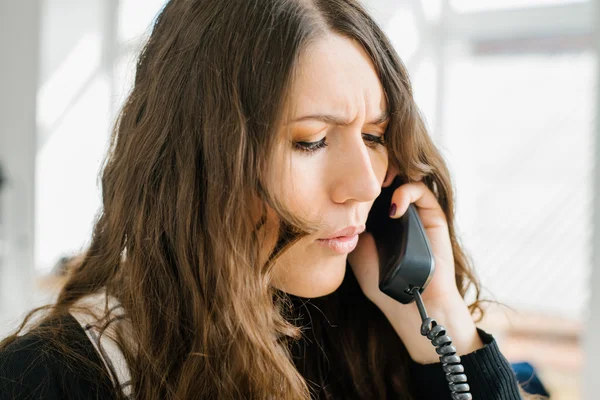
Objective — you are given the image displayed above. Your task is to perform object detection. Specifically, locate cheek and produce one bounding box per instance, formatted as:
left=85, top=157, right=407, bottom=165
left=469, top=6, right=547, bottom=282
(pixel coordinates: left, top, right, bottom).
left=374, top=148, right=389, bottom=184
left=281, top=157, right=326, bottom=216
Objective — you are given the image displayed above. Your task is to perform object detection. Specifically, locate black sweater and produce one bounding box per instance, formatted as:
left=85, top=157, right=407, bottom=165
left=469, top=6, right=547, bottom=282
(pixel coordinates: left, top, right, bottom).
left=0, top=313, right=523, bottom=399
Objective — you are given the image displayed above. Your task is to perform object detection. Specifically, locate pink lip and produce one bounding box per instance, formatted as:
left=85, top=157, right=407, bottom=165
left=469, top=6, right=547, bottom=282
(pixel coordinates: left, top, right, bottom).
left=321, top=225, right=365, bottom=240
left=316, top=235, right=359, bottom=254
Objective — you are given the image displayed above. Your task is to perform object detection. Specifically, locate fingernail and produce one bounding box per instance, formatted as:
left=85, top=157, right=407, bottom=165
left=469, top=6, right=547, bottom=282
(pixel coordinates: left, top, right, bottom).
left=388, top=203, right=397, bottom=217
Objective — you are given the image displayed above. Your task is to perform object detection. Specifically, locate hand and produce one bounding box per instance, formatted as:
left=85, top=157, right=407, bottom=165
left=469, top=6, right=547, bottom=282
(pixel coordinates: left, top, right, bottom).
left=348, top=173, right=460, bottom=313
left=347, top=170, right=483, bottom=363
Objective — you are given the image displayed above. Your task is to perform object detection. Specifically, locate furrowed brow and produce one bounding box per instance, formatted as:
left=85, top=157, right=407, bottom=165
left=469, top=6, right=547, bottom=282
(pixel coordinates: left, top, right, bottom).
left=290, top=111, right=389, bottom=126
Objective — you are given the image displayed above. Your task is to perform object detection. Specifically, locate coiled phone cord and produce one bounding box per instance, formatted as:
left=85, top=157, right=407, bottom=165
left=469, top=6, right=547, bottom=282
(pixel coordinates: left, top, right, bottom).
left=410, top=287, right=473, bottom=400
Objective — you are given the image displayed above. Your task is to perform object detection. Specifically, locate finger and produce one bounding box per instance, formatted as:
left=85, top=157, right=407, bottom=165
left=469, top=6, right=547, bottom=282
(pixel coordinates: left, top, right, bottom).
left=388, top=181, right=444, bottom=220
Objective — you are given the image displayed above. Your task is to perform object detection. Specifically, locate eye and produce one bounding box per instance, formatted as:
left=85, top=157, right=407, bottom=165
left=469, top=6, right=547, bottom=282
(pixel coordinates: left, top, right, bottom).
left=363, top=133, right=386, bottom=148
left=292, top=137, right=328, bottom=154
left=292, top=134, right=386, bottom=155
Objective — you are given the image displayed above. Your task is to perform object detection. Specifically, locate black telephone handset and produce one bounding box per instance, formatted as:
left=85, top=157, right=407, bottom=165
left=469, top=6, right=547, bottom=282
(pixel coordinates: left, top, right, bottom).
left=365, top=176, right=473, bottom=399
left=365, top=176, right=435, bottom=305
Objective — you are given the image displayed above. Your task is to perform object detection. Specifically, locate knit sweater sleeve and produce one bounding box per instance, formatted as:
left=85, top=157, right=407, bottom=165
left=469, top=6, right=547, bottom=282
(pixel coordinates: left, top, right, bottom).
left=408, top=328, right=523, bottom=399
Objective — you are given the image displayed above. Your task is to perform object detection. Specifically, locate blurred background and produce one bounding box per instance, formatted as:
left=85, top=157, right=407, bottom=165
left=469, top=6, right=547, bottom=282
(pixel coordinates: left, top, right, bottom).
left=0, top=0, right=597, bottom=398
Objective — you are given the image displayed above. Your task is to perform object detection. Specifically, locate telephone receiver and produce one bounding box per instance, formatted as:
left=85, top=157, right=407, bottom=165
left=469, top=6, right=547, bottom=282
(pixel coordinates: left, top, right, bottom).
left=364, top=176, right=473, bottom=398
left=365, top=176, right=435, bottom=305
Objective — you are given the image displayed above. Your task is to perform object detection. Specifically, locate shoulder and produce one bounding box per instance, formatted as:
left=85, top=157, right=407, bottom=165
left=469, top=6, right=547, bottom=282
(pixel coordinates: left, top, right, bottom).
left=0, top=313, right=115, bottom=400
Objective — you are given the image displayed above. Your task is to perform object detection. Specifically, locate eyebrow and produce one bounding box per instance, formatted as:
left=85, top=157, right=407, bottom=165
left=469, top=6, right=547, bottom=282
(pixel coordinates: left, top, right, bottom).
left=290, top=111, right=390, bottom=126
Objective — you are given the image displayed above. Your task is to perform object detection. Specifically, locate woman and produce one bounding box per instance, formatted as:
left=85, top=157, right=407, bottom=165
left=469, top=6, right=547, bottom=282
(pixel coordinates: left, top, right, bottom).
left=0, top=0, right=533, bottom=398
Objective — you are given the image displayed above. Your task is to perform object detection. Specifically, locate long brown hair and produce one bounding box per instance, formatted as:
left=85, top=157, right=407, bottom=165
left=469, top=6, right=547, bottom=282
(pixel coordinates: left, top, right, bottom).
left=3, top=0, right=509, bottom=398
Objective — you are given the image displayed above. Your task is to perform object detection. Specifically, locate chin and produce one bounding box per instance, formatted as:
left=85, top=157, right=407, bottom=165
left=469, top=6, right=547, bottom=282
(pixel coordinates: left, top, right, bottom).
left=273, top=256, right=348, bottom=298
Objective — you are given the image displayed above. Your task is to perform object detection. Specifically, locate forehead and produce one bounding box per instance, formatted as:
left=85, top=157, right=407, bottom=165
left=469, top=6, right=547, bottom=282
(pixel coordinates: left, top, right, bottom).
left=289, top=34, right=387, bottom=119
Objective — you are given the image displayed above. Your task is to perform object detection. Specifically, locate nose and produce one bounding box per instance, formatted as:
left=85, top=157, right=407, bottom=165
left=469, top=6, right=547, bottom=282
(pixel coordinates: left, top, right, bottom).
left=329, top=132, right=382, bottom=204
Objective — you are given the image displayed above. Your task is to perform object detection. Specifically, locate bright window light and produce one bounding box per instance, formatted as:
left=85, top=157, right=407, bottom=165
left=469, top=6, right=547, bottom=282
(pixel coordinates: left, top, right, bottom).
left=118, top=0, right=168, bottom=44
left=451, top=0, right=587, bottom=13
left=386, top=8, right=420, bottom=62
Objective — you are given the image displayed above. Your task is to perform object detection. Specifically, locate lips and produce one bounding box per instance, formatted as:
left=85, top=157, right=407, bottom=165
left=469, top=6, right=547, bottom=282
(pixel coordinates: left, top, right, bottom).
left=316, top=234, right=360, bottom=254
left=320, top=225, right=365, bottom=240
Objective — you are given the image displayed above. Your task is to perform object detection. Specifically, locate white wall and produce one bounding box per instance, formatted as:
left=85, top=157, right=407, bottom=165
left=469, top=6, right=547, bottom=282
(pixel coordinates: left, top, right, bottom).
left=0, top=1, right=40, bottom=329
left=35, top=0, right=109, bottom=273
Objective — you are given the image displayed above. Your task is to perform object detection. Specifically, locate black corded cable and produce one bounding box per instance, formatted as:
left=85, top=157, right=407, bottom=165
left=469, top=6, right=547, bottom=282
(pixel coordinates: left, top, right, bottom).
left=410, top=287, right=473, bottom=400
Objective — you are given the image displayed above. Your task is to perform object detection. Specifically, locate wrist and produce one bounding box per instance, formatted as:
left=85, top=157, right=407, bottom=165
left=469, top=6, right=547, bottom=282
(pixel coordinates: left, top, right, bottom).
left=381, top=293, right=484, bottom=364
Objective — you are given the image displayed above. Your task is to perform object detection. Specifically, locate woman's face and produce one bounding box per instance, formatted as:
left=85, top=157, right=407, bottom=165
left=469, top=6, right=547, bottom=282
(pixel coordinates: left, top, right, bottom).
left=265, top=34, right=390, bottom=298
